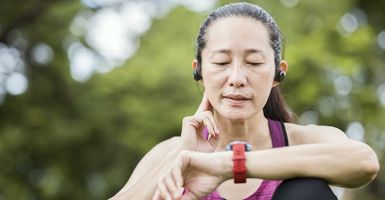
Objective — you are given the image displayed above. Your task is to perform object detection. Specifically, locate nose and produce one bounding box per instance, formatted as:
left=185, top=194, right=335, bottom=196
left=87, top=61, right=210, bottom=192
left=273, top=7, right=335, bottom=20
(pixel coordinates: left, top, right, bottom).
left=228, top=63, right=247, bottom=88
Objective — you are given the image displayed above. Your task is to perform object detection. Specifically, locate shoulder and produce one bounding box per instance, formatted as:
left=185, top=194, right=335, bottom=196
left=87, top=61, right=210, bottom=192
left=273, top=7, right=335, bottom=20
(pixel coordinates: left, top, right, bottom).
left=283, top=123, right=348, bottom=145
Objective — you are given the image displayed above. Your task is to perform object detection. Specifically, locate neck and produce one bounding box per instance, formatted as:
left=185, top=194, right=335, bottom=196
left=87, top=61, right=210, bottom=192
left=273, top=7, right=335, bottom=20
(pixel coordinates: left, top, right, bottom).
left=213, top=111, right=271, bottom=151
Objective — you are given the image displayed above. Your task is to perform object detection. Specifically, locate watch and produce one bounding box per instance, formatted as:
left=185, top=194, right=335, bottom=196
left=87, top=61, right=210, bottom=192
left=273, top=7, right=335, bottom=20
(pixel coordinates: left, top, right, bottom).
left=226, top=141, right=252, bottom=184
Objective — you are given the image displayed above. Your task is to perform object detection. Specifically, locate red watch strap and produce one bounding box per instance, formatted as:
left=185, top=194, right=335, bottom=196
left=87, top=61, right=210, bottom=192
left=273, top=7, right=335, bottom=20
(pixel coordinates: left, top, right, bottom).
left=232, top=143, right=247, bottom=183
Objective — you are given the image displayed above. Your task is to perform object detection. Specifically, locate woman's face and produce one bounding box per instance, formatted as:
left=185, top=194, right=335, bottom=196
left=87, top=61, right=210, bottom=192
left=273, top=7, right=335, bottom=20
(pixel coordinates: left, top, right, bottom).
left=200, top=16, right=277, bottom=121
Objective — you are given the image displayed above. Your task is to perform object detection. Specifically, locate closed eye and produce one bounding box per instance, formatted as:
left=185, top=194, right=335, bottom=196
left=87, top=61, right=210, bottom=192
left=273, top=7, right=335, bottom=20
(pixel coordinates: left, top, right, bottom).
left=247, top=62, right=263, bottom=66
left=213, top=62, right=229, bottom=66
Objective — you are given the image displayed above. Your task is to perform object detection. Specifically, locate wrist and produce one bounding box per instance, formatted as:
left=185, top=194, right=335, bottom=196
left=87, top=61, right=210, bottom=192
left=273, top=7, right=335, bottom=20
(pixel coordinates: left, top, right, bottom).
left=191, top=151, right=232, bottom=183
left=226, top=141, right=251, bottom=183
left=220, top=151, right=234, bottom=181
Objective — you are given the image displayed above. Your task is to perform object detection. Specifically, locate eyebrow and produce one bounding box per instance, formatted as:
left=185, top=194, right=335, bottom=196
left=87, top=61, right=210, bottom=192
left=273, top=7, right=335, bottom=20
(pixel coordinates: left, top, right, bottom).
left=244, top=48, right=266, bottom=55
left=210, top=49, right=231, bottom=59
left=210, top=48, right=266, bottom=59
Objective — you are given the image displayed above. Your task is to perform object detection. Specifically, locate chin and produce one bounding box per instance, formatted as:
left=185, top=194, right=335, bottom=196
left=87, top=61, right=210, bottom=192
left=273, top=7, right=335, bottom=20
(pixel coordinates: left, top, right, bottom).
left=218, top=108, right=256, bottom=121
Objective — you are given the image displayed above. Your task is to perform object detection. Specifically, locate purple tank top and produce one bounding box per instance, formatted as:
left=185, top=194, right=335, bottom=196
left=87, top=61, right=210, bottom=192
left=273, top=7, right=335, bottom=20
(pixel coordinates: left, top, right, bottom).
left=201, top=119, right=289, bottom=200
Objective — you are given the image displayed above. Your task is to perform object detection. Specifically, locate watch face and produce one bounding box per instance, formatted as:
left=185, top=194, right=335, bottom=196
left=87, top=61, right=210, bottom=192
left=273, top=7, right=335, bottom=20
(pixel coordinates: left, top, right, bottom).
left=226, top=141, right=252, bottom=151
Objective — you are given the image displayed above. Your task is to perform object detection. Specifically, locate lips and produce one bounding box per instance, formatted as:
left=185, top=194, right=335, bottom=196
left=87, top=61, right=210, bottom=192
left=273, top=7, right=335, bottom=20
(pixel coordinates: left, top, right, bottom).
left=224, top=94, right=251, bottom=101
left=223, top=94, right=251, bottom=106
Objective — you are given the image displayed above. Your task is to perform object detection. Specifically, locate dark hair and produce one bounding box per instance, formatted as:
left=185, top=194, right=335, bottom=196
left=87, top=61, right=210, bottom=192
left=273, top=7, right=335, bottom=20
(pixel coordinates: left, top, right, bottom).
left=195, top=2, right=295, bottom=122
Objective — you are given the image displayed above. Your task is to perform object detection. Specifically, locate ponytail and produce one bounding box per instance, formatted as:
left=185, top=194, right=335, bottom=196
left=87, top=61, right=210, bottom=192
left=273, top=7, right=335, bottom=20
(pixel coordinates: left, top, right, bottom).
left=263, top=87, right=295, bottom=123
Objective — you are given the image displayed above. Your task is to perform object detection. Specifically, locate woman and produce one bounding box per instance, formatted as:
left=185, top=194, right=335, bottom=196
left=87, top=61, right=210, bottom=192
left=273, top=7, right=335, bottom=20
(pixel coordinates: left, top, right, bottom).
left=110, top=2, right=379, bottom=200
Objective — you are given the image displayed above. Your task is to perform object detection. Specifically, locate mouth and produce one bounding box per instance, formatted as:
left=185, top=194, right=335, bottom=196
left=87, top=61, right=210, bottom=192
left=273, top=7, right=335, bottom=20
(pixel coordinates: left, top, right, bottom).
left=223, top=94, right=251, bottom=101
left=223, top=94, right=251, bottom=106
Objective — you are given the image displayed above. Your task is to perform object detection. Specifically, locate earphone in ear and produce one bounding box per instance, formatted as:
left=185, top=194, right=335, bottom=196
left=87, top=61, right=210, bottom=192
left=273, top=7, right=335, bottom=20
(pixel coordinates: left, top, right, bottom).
left=275, top=69, right=286, bottom=82
left=193, top=64, right=202, bottom=81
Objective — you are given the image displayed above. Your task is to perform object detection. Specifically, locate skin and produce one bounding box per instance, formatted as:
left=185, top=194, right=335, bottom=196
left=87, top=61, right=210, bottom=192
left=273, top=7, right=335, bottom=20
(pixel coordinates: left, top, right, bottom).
left=110, top=16, right=379, bottom=200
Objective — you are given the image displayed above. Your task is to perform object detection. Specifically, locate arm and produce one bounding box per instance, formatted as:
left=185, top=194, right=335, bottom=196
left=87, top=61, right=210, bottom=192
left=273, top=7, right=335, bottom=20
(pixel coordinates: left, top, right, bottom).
left=156, top=125, right=379, bottom=199
left=244, top=141, right=379, bottom=187
left=109, top=137, right=182, bottom=200
left=279, top=123, right=380, bottom=187
left=220, top=124, right=379, bottom=187
left=175, top=140, right=378, bottom=199
left=111, top=94, right=219, bottom=200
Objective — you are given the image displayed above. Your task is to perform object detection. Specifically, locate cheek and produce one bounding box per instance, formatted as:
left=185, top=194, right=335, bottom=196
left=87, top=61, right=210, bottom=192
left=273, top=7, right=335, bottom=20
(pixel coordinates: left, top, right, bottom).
left=253, top=68, right=275, bottom=87
left=203, top=77, right=221, bottom=102
left=202, top=67, right=224, bottom=89
left=202, top=76, right=225, bottom=109
left=250, top=69, right=275, bottom=105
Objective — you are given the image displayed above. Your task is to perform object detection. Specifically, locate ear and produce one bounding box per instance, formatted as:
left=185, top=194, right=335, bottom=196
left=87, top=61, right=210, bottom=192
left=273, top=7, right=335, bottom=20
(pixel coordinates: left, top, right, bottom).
left=192, top=59, right=204, bottom=83
left=273, top=60, right=289, bottom=87
left=192, top=59, right=198, bottom=71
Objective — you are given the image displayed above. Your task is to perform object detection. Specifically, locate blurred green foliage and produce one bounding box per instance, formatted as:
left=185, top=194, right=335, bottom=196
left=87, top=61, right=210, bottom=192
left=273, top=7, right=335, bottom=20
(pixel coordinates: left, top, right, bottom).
left=0, top=0, right=384, bottom=199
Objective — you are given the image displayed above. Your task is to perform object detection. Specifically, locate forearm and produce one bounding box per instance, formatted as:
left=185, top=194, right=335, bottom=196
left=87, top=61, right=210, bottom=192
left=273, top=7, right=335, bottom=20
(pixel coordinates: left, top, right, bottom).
left=219, top=142, right=379, bottom=187
left=110, top=146, right=184, bottom=200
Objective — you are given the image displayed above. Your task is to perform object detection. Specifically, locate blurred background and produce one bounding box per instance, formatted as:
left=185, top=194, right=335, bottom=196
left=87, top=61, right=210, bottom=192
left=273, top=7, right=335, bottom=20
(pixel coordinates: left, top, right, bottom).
left=0, top=0, right=384, bottom=199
